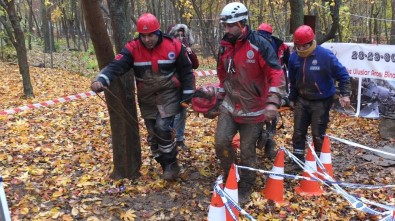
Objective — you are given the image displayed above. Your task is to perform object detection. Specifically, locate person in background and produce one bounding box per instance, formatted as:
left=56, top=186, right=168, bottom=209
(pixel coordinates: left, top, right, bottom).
left=215, top=2, right=285, bottom=203
left=167, top=24, right=199, bottom=150
left=91, top=13, right=195, bottom=181
left=257, top=23, right=291, bottom=159
left=287, top=25, right=351, bottom=172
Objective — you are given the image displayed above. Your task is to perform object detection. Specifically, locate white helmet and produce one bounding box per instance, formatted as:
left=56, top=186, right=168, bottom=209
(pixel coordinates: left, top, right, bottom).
left=220, top=2, right=248, bottom=23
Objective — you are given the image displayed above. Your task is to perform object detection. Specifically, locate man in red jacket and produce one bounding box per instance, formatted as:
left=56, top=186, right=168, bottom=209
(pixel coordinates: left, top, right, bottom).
left=215, top=2, right=286, bottom=203
left=91, top=13, right=195, bottom=181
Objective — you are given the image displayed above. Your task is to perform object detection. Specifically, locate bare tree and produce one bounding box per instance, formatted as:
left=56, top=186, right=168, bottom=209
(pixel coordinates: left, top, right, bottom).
left=0, top=0, right=34, bottom=98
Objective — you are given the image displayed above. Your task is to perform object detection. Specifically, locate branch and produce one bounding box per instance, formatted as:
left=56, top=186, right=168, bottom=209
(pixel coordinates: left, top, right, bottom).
left=0, top=15, right=17, bottom=47
left=318, top=0, right=341, bottom=44
left=0, top=0, right=7, bottom=9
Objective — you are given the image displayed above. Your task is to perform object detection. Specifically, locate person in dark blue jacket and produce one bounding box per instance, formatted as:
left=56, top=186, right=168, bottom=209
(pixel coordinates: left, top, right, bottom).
left=287, top=25, right=351, bottom=172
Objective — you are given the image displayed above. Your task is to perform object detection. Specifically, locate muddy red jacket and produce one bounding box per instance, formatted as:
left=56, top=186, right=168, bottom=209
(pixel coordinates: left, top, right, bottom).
left=95, top=34, right=195, bottom=119
left=217, top=26, right=285, bottom=123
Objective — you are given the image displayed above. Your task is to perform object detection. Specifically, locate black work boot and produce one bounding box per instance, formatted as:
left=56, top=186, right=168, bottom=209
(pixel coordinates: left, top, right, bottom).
left=162, top=162, right=180, bottom=181
left=238, top=181, right=253, bottom=205
left=264, top=139, right=276, bottom=160
left=285, top=154, right=304, bottom=174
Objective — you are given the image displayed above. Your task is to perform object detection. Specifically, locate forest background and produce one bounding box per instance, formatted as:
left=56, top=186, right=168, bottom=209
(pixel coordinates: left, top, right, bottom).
left=0, top=0, right=394, bottom=220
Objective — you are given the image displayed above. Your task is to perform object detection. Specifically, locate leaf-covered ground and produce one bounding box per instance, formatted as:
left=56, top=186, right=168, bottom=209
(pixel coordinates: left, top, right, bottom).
left=0, top=61, right=394, bottom=221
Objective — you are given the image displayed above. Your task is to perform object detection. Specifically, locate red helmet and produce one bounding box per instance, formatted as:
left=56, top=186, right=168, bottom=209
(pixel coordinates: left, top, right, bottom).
left=294, top=25, right=315, bottom=45
left=258, top=23, right=272, bottom=33
left=191, top=85, right=217, bottom=114
left=137, top=13, right=160, bottom=34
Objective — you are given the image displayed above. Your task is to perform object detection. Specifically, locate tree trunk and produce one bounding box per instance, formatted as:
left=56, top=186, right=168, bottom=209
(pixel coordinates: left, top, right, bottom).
left=107, top=0, right=141, bottom=180
left=81, top=0, right=141, bottom=180
left=3, top=0, right=34, bottom=98
left=27, top=0, right=33, bottom=50
left=41, top=0, right=55, bottom=53
left=289, top=0, right=304, bottom=35
left=390, top=0, right=395, bottom=44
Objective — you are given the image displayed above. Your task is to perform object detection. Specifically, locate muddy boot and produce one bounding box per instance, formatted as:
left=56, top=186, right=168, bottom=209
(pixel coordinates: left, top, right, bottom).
left=264, top=139, right=276, bottom=160
left=285, top=154, right=304, bottom=174
left=162, top=161, right=180, bottom=181
left=238, top=181, right=253, bottom=205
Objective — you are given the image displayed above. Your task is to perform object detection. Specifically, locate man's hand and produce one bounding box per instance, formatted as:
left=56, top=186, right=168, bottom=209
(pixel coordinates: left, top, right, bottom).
left=289, top=101, right=295, bottom=110
left=91, top=81, right=104, bottom=93
left=339, top=96, right=351, bottom=107
left=265, top=104, right=278, bottom=121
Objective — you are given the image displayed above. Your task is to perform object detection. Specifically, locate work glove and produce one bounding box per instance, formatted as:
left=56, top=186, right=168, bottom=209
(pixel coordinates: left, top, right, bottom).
left=281, top=97, right=290, bottom=107
left=217, top=91, right=225, bottom=101
left=265, top=104, right=278, bottom=121
left=203, top=101, right=222, bottom=119
left=289, top=101, right=295, bottom=110
left=91, top=81, right=104, bottom=93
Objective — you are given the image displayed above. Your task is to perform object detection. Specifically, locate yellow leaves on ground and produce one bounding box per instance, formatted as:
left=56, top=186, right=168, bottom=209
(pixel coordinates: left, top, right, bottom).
left=1, top=61, right=393, bottom=220
left=120, top=209, right=137, bottom=221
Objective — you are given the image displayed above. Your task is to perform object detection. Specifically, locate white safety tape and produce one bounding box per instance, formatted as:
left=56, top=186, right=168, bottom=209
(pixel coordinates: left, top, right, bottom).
left=213, top=176, right=256, bottom=221
left=327, top=134, right=395, bottom=157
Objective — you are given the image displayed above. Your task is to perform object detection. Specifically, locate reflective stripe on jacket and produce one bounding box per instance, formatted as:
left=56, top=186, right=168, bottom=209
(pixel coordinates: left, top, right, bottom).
left=96, top=34, right=195, bottom=119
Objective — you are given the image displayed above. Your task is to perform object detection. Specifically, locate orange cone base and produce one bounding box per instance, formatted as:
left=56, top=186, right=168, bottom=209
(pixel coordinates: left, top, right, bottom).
left=318, top=164, right=335, bottom=180
left=262, top=179, right=284, bottom=204
left=295, top=180, right=324, bottom=196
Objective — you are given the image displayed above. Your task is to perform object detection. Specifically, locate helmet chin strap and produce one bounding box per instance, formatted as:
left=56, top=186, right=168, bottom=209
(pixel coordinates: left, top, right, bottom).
left=237, top=22, right=246, bottom=39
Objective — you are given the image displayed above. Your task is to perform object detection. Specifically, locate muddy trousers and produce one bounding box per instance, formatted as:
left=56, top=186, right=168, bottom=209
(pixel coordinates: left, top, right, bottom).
left=292, top=96, right=334, bottom=161
left=215, top=110, right=263, bottom=186
left=144, top=115, right=178, bottom=169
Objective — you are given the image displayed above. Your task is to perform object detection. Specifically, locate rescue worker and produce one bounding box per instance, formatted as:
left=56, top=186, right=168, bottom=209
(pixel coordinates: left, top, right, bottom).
left=90, top=13, right=195, bottom=181
left=215, top=2, right=285, bottom=203
left=167, top=24, right=199, bottom=150
left=288, top=25, right=351, bottom=172
left=257, top=23, right=290, bottom=93
left=257, top=23, right=291, bottom=159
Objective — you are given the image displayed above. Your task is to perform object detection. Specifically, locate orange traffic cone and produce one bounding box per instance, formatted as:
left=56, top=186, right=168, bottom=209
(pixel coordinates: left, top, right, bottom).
left=262, top=149, right=285, bottom=204
left=317, top=136, right=335, bottom=180
left=224, top=164, right=239, bottom=221
left=295, top=148, right=324, bottom=196
left=207, top=179, right=225, bottom=220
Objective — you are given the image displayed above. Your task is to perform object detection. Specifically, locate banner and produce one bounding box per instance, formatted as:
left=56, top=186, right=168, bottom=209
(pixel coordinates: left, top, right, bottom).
left=321, top=43, right=395, bottom=119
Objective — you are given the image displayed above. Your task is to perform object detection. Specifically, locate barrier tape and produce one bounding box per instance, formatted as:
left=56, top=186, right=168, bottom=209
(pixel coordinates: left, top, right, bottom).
left=1, top=71, right=217, bottom=116
left=193, top=70, right=217, bottom=77
left=0, top=176, right=12, bottom=221
left=236, top=163, right=393, bottom=217
left=234, top=143, right=394, bottom=218
left=378, top=212, right=395, bottom=221
left=235, top=165, right=395, bottom=189
left=0, top=91, right=97, bottom=116
left=213, top=176, right=256, bottom=221
left=328, top=134, right=395, bottom=157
